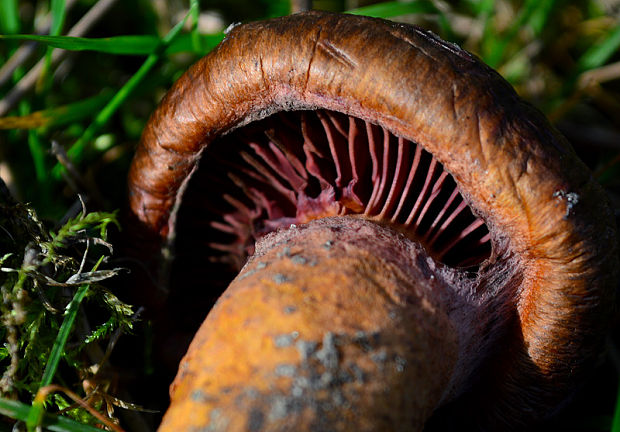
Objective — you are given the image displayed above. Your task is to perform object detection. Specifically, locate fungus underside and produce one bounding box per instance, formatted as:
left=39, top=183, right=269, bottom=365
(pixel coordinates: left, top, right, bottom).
left=172, top=109, right=491, bottom=299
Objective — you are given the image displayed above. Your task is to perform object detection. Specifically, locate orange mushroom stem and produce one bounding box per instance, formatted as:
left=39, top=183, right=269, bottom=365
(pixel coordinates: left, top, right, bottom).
left=160, top=217, right=460, bottom=431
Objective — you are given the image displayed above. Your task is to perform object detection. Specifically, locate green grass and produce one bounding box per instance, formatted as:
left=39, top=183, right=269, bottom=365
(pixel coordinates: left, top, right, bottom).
left=54, top=2, right=196, bottom=178
left=0, top=0, right=619, bottom=431
left=0, top=398, right=105, bottom=431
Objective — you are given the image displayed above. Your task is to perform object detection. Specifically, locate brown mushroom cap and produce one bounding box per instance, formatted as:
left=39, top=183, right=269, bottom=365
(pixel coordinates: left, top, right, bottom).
left=127, top=10, right=618, bottom=429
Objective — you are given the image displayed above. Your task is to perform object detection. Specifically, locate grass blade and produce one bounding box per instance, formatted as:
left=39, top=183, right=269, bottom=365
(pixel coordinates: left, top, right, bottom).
left=26, top=283, right=91, bottom=430
left=16, top=101, right=52, bottom=210
left=482, top=0, right=554, bottom=67
left=50, top=0, right=66, bottom=36
left=0, top=34, right=160, bottom=55
left=0, top=398, right=104, bottom=432
left=26, top=247, right=110, bottom=431
left=27, top=129, right=47, bottom=183
left=265, top=0, right=291, bottom=17
left=465, top=0, right=494, bottom=15
left=527, top=0, right=557, bottom=36
left=347, top=0, right=440, bottom=18
left=0, top=32, right=226, bottom=56
left=17, top=101, right=46, bottom=180
left=190, top=0, right=201, bottom=53
left=0, top=91, right=112, bottom=130
left=53, top=2, right=197, bottom=176
left=39, top=0, right=67, bottom=90
left=612, top=380, right=620, bottom=432
left=166, top=32, right=224, bottom=55
left=345, top=0, right=453, bottom=36
left=0, top=0, right=19, bottom=34
left=578, top=24, right=620, bottom=71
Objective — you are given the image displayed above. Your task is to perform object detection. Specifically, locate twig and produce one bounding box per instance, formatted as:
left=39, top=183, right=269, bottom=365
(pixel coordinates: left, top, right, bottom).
left=78, top=193, right=88, bottom=217
left=78, top=239, right=91, bottom=275
left=551, top=62, right=620, bottom=123
left=57, top=195, right=91, bottom=228
left=51, top=141, right=106, bottom=209
left=34, top=279, right=63, bottom=314
left=0, top=43, right=39, bottom=86
left=0, top=0, right=79, bottom=87
left=0, top=0, right=119, bottom=117
left=291, top=0, right=313, bottom=13
left=74, top=305, right=152, bottom=432
left=51, top=141, right=81, bottom=189
left=34, top=384, right=125, bottom=432
left=579, top=60, right=620, bottom=88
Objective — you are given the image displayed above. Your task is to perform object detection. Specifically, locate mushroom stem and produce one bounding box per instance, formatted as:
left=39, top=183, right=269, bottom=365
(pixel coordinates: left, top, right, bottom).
left=159, top=217, right=459, bottom=431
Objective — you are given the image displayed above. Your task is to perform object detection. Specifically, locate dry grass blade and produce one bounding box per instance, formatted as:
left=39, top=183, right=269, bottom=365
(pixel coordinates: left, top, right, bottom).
left=35, top=384, right=125, bottom=432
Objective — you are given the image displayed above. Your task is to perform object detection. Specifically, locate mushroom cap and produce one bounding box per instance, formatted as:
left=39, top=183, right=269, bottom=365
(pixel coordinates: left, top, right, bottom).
left=127, top=10, right=618, bottom=428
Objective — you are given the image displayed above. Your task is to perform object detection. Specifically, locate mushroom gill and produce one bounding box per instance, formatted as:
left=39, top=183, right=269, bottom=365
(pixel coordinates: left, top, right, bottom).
left=177, top=109, right=491, bottom=275
left=126, top=10, right=618, bottom=432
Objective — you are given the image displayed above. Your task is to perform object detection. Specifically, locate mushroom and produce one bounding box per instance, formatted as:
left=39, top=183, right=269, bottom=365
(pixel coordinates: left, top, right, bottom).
left=126, top=11, right=618, bottom=431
